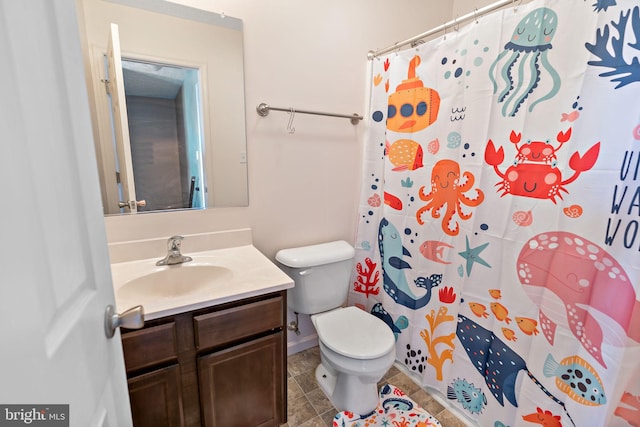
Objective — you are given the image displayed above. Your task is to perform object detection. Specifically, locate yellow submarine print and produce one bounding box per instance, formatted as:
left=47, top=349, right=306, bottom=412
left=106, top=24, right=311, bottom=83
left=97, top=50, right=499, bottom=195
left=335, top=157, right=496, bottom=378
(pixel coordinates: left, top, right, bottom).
left=387, top=55, right=441, bottom=133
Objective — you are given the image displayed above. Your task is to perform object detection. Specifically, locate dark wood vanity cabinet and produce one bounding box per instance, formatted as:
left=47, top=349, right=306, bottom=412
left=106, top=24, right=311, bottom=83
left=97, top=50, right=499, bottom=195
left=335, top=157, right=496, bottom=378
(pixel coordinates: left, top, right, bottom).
left=120, top=291, right=287, bottom=427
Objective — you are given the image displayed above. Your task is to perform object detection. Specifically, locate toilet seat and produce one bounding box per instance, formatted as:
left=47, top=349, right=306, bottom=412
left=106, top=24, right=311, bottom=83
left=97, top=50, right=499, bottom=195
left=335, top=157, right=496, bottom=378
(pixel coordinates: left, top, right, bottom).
left=313, top=306, right=395, bottom=360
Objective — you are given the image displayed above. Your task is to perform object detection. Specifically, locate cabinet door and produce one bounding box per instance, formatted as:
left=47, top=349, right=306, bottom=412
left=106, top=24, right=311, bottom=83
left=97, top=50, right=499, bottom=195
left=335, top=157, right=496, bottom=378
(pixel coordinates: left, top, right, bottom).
left=128, top=365, right=184, bottom=427
left=198, top=332, right=284, bottom=427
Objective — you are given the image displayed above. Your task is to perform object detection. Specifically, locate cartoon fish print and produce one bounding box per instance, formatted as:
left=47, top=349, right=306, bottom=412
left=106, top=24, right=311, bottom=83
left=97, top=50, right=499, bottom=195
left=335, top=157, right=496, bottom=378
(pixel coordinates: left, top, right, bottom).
left=490, top=302, right=512, bottom=324
left=561, top=110, right=579, bottom=122
left=383, top=191, right=403, bottom=210
left=456, top=315, right=576, bottom=426
left=371, top=303, right=409, bottom=340
left=516, top=317, right=540, bottom=336
left=488, top=289, right=502, bottom=299
left=386, top=139, right=424, bottom=171
left=419, top=240, right=453, bottom=264
left=543, top=354, right=606, bottom=406
left=468, top=302, right=489, bottom=318
left=447, top=378, right=487, bottom=414
left=502, top=327, right=517, bottom=342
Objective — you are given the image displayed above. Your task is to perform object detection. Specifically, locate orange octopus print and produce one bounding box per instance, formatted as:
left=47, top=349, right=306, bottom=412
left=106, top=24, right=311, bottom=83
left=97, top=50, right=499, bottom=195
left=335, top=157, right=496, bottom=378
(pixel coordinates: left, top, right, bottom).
left=416, top=159, right=484, bottom=236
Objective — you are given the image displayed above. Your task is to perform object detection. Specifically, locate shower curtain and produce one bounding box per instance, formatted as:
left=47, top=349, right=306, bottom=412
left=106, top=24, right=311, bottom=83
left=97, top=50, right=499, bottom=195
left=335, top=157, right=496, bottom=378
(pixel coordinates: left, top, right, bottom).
left=349, top=0, right=640, bottom=426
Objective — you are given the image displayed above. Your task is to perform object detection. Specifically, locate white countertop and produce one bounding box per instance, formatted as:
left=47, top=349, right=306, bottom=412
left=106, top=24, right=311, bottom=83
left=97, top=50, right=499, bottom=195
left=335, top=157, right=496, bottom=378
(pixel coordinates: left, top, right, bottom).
left=110, top=245, right=294, bottom=320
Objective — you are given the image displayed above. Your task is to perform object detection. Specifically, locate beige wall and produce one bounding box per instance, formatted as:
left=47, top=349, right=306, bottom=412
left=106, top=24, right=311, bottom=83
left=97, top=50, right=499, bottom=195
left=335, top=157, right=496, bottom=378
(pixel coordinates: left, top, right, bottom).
left=101, top=0, right=463, bottom=259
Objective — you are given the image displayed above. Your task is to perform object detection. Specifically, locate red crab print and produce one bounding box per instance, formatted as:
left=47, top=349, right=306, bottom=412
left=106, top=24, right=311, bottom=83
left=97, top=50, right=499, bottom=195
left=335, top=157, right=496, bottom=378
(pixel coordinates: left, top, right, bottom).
left=484, top=128, right=600, bottom=203
left=511, top=128, right=571, bottom=165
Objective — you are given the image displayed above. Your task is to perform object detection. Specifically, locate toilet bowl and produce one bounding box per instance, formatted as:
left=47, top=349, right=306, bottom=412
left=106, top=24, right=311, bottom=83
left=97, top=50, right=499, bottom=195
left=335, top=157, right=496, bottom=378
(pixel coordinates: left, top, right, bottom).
left=312, top=306, right=396, bottom=415
left=275, top=241, right=397, bottom=415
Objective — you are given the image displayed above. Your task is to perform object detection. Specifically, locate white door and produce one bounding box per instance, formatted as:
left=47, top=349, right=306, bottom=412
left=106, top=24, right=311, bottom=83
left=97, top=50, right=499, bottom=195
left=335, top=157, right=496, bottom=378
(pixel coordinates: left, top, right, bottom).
left=0, top=1, right=133, bottom=426
left=106, top=23, right=138, bottom=213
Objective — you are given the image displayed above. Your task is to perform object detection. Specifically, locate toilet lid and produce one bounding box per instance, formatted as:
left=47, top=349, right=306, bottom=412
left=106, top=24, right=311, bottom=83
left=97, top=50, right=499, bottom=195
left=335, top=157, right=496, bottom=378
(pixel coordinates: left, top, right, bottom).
left=314, top=306, right=395, bottom=360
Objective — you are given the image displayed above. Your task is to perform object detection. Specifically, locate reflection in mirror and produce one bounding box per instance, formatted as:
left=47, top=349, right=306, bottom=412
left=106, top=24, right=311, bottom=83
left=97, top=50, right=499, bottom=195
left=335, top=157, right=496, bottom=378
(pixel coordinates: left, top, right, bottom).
left=118, top=58, right=206, bottom=211
left=78, top=0, right=248, bottom=215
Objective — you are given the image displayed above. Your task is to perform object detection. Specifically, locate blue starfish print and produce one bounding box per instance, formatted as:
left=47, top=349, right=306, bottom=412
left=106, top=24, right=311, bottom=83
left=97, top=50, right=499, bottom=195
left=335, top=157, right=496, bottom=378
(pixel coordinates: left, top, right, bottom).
left=457, top=235, right=491, bottom=276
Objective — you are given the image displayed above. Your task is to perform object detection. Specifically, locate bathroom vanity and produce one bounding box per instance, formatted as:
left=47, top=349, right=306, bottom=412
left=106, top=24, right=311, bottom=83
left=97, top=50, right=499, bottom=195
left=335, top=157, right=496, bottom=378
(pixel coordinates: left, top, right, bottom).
left=110, top=244, right=294, bottom=427
left=121, top=291, right=286, bottom=427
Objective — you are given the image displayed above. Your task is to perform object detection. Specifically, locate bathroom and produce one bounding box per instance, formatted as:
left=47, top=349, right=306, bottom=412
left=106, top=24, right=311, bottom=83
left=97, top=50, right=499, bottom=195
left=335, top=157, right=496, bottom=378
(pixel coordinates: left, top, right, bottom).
left=2, top=0, right=640, bottom=426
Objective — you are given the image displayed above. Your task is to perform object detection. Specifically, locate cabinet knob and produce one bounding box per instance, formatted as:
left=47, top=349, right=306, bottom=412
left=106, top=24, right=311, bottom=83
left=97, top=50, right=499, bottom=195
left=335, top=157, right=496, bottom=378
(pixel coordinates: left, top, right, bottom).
left=104, top=304, right=144, bottom=338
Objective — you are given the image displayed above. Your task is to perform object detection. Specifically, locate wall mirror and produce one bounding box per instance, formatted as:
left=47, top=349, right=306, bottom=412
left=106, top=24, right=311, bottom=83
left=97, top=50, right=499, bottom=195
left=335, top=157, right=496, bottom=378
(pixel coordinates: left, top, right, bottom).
left=78, top=0, right=248, bottom=215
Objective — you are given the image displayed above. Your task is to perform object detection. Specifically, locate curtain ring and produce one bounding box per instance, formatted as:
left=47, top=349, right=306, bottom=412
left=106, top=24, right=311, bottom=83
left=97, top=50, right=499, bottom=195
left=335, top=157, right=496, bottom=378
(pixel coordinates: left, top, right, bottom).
left=454, top=15, right=459, bottom=32
left=474, top=8, right=479, bottom=23
left=443, top=21, right=447, bottom=40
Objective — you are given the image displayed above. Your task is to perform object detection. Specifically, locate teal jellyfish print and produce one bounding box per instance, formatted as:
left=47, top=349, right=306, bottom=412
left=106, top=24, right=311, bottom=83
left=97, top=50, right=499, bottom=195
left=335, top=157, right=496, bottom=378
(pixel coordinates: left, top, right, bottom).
left=489, top=8, right=561, bottom=117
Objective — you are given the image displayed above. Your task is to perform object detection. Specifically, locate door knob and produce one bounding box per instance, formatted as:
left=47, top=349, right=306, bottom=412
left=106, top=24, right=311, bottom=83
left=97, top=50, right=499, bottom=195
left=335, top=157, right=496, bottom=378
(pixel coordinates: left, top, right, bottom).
left=104, top=304, right=144, bottom=338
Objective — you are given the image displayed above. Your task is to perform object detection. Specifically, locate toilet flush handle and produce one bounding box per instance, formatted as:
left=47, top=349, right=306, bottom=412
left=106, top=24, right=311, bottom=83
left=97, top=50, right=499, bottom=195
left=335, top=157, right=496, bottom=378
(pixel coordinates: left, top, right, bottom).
left=298, top=269, right=312, bottom=276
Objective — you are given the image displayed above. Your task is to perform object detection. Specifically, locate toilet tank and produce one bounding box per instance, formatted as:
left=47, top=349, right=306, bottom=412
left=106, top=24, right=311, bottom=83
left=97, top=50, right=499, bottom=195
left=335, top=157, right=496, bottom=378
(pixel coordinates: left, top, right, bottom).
left=275, top=240, right=355, bottom=315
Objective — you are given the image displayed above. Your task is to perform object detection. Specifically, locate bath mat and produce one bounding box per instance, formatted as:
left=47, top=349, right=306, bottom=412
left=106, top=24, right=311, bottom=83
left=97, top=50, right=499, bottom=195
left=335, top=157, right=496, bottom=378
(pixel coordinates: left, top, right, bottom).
left=332, top=384, right=442, bottom=427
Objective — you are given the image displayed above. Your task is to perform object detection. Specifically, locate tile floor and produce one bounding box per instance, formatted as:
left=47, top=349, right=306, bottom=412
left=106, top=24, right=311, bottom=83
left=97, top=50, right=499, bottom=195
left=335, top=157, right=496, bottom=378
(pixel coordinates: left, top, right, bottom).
left=282, top=346, right=470, bottom=427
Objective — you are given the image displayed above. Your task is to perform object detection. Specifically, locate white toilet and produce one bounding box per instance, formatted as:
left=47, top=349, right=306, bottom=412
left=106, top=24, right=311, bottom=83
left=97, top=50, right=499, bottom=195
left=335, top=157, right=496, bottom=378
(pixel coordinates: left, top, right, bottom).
left=276, top=240, right=396, bottom=415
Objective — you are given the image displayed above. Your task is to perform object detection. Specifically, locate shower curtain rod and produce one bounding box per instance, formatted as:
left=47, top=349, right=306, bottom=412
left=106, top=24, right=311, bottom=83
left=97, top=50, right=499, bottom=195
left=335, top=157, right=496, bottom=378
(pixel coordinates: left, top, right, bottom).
left=367, top=0, right=520, bottom=59
left=256, top=102, right=363, bottom=125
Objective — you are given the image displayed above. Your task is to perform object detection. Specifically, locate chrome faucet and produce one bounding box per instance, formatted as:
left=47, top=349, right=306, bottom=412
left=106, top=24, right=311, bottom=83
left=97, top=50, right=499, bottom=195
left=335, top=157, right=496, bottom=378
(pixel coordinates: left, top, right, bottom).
left=156, top=235, right=193, bottom=266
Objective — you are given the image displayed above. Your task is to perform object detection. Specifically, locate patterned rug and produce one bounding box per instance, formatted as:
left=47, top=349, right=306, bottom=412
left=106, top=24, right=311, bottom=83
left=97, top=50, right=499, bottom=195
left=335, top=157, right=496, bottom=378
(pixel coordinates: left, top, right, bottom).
left=333, top=384, right=442, bottom=427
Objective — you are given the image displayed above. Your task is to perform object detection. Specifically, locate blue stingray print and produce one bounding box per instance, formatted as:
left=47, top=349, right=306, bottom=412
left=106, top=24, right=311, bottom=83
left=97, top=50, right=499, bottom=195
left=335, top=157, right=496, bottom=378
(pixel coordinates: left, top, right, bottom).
left=489, top=8, right=561, bottom=117
left=456, top=314, right=577, bottom=426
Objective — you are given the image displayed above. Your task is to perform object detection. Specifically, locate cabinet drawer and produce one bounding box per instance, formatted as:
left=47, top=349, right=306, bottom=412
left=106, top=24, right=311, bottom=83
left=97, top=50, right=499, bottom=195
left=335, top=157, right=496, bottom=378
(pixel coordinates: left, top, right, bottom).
left=194, top=296, right=283, bottom=351
left=122, top=322, right=178, bottom=373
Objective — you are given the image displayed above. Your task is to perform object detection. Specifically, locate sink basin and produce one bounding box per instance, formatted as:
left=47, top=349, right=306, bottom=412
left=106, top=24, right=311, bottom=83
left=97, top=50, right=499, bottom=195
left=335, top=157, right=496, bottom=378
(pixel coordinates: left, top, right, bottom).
left=110, top=245, right=295, bottom=320
left=116, top=264, right=233, bottom=300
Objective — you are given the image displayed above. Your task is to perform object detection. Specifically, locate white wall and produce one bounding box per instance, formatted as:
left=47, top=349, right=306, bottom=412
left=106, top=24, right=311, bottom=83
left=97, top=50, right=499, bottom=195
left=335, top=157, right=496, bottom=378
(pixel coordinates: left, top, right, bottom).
left=98, top=0, right=509, bottom=352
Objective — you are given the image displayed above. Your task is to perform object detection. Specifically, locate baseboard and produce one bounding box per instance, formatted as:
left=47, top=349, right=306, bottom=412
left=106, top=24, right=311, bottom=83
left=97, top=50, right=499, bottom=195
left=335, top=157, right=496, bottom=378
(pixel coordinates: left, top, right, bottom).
left=287, top=333, right=319, bottom=355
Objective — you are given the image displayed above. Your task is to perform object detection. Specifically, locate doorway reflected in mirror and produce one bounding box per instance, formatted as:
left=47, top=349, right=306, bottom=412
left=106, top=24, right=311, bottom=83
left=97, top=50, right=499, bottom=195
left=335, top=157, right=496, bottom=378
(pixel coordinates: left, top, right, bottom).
left=108, top=58, right=206, bottom=212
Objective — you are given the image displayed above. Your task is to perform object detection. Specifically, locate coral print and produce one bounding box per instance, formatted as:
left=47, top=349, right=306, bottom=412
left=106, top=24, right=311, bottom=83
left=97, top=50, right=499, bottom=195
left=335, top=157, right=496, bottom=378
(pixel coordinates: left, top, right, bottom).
left=353, top=257, right=380, bottom=297
left=586, top=6, right=640, bottom=88
left=416, top=159, right=484, bottom=236
left=488, top=8, right=561, bottom=116
left=615, top=391, right=640, bottom=426
left=485, top=129, right=600, bottom=203
left=420, top=307, right=455, bottom=381
left=522, top=407, right=563, bottom=427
